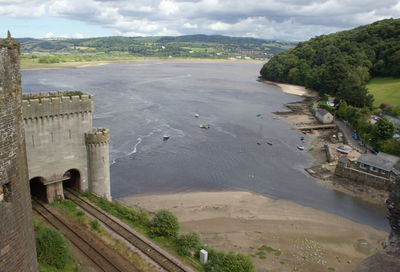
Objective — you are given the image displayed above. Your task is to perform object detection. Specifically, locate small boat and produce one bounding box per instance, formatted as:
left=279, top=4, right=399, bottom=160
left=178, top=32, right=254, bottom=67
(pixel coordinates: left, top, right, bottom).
left=267, top=141, right=273, bottom=145
left=300, top=136, right=304, bottom=141
left=195, top=113, right=200, bottom=118
left=200, top=124, right=210, bottom=129
left=336, top=146, right=350, bottom=154
left=163, top=134, right=170, bottom=140
left=297, top=145, right=304, bottom=150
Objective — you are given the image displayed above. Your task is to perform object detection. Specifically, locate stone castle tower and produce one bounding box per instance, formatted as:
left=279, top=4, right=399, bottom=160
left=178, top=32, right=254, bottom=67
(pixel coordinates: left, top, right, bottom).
left=23, top=92, right=111, bottom=202
left=0, top=33, right=38, bottom=271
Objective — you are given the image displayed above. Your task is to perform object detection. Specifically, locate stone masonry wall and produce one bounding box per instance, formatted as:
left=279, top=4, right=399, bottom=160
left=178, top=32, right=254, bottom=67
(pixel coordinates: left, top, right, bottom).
left=335, top=165, right=394, bottom=191
left=23, top=93, right=93, bottom=192
left=0, top=34, right=38, bottom=272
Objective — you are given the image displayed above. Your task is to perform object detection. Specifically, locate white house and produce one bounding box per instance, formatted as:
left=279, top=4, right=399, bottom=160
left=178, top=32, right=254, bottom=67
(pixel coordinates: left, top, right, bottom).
left=315, top=108, right=334, bottom=124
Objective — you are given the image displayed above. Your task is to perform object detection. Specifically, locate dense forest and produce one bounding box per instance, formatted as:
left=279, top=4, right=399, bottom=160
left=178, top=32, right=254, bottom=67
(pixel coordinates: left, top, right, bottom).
left=18, top=35, right=296, bottom=60
left=260, top=18, right=400, bottom=108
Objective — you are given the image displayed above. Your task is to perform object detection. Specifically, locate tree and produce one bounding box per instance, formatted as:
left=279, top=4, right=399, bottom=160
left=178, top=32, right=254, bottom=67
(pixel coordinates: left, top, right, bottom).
left=374, top=117, right=396, bottom=140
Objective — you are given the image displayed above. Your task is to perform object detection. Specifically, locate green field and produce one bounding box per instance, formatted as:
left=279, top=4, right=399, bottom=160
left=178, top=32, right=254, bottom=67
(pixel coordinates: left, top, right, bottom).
left=366, top=77, right=400, bottom=107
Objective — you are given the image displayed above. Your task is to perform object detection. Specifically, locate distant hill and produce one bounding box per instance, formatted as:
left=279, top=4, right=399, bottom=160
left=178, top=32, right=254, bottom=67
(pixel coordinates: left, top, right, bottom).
left=17, top=35, right=296, bottom=60
left=260, top=18, right=400, bottom=107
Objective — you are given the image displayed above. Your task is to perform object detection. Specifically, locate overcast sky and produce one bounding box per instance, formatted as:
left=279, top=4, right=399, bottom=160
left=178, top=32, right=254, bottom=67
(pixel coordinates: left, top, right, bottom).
left=1, top=0, right=399, bottom=41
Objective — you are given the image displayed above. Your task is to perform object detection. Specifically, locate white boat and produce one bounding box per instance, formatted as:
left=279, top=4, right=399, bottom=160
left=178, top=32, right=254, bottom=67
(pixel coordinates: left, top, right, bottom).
left=200, top=124, right=210, bottom=129
left=336, top=146, right=350, bottom=154
left=195, top=113, right=200, bottom=118
left=297, top=145, right=304, bottom=150
left=163, top=134, right=170, bottom=140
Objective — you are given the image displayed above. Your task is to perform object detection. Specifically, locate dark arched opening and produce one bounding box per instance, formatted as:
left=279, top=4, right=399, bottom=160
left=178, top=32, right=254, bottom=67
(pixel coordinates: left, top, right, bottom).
left=63, top=169, right=81, bottom=192
left=30, top=177, right=47, bottom=202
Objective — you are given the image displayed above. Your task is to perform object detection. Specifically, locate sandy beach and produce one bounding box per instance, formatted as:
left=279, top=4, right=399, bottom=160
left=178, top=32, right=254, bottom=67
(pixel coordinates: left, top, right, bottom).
left=263, top=81, right=318, bottom=97
left=118, top=191, right=387, bottom=272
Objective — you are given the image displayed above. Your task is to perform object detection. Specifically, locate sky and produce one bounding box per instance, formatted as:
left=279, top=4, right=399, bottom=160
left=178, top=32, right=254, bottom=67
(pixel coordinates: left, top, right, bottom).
left=1, top=0, right=400, bottom=41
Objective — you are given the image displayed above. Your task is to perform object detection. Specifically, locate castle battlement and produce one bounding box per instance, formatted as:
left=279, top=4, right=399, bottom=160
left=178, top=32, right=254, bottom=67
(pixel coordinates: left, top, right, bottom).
left=85, top=128, right=110, bottom=145
left=22, top=91, right=94, bottom=119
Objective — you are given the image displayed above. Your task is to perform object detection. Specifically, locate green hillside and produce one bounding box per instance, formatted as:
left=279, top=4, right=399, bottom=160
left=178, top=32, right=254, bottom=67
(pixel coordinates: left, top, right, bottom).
left=367, top=77, right=400, bottom=107
left=260, top=18, right=400, bottom=108
left=17, top=35, right=296, bottom=62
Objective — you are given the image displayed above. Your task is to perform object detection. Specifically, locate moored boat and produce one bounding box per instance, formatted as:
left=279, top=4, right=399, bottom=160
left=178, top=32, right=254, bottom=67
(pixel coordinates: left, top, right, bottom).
left=297, top=145, right=304, bottom=150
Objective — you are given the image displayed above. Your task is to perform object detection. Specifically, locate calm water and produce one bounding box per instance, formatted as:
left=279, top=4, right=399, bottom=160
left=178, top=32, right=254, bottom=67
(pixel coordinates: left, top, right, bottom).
left=22, top=62, right=388, bottom=231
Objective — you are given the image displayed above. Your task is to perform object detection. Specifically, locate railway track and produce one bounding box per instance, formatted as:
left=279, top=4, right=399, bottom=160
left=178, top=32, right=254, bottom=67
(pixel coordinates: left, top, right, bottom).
left=32, top=198, right=135, bottom=272
left=64, top=188, right=193, bottom=272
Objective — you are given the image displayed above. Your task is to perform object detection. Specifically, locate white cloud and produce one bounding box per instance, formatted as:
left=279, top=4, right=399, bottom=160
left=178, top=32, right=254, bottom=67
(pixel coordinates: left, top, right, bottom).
left=1, top=0, right=400, bottom=40
left=159, top=0, right=179, bottom=16
left=73, top=33, right=84, bottom=38
left=45, top=32, right=54, bottom=38
left=183, top=22, right=198, bottom=29
left=209, top=21, right=231, bottom=31
left=0, top=1, right=46, bottom=18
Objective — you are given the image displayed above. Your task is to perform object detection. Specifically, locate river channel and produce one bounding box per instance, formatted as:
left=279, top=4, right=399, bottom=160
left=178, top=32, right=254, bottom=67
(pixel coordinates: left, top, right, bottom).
left=22, top=61, right=388, bottom=231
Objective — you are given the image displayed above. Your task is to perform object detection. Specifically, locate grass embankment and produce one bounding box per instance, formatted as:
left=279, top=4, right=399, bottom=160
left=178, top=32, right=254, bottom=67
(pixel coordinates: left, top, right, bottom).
left=49, top=199, right=154, bottom=272
left=34, top=221, right=79, bottom=272
left=367, top=77, right=400, bottom=107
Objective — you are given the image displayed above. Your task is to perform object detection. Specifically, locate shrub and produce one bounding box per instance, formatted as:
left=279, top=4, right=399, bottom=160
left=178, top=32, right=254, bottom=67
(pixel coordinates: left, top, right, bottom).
left=34, top=221, right=70, bottom=269
left=75, top=210, right=84, bottom=217
left=38, top=56, right=60, bottom=64
left=150, top=210, right=179, bottom=237
left=203, top=248, right=254, bottom=272
left=90, top=219, right=102, bottom=232
left=176, top=232, right=202, bottom=256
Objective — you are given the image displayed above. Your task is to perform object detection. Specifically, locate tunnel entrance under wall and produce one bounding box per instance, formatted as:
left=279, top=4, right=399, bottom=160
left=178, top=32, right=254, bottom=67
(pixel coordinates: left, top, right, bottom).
left=30, top=177, right=47, bottom=202
left=62, top=169, right=81, bottom=192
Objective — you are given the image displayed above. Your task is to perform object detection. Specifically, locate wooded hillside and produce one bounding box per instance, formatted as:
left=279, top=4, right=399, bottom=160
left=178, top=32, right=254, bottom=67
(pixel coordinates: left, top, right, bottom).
left=260, top=19, right=400, bottom=107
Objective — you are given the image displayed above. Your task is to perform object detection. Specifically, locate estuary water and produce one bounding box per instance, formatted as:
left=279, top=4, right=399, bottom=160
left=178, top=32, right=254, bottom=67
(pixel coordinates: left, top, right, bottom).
left=22, top=61, right=388, bottom=231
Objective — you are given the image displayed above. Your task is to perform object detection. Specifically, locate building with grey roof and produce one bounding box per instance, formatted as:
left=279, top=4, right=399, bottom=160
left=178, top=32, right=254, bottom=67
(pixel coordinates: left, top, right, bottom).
left=357, top=153, right=399, bottom=181
left=315, top=108, right=334, bottom=124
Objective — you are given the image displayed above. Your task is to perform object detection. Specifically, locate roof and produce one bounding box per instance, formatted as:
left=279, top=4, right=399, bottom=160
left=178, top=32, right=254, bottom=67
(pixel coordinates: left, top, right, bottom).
left=316, top=108, right=332, bottom=117
left=357, top=153, right=399, bottom=171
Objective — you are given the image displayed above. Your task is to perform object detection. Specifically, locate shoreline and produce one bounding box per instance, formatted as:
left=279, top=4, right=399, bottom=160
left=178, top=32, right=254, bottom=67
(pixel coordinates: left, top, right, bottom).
left=21, top=58, right=266, bottom=71
left=118, top=191, right=387, bottom=272
left=259, top=79, right=318, bottom=97
left=271, top=83, right=389, bottom=207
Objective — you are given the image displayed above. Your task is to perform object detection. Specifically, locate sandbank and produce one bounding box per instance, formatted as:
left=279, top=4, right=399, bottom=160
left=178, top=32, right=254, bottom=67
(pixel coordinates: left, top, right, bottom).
left=21, top=58, right=265, bottom=71
left=118, top=191, right=387, bottom=272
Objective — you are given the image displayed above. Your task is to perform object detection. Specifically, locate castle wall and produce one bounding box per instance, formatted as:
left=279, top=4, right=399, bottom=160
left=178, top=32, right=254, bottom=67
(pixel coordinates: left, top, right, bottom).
left=0, top=34, right=38, bottom=272
left=23, top=94, right=94, bottom=195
